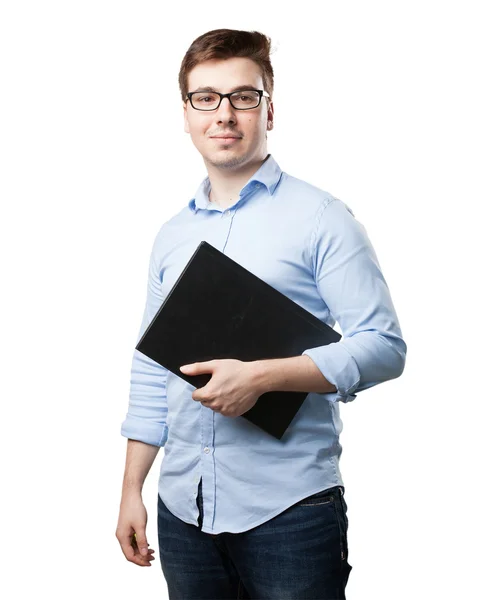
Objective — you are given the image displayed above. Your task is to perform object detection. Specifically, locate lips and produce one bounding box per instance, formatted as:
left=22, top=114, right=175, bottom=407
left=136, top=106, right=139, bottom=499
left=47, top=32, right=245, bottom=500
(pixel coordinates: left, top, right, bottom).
left=211, top=134, right=241, bottom=140
left=211, top=137, right=241, bottom=144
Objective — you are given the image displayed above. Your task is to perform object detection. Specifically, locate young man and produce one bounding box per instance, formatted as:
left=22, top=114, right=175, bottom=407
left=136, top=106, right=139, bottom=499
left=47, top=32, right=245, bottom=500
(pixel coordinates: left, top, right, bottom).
left=116, top=29, right=406, bottom=599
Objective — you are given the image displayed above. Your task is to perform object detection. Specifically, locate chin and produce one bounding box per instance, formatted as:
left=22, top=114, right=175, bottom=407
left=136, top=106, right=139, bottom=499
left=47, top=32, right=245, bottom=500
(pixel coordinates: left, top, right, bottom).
left=205, top=151, right=249, bottom=170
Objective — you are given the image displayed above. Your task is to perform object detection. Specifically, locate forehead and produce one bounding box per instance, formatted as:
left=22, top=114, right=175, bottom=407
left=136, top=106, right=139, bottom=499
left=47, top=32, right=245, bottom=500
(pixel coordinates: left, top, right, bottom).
left=187, top=57, right=263, bottom=92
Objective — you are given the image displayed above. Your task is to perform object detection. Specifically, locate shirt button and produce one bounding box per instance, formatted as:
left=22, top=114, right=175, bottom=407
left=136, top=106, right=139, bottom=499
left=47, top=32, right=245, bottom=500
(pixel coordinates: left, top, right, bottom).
left=255, top=184, right=260, bottom=188
left=204, top=447, right=210, bottom=454
left=225, top=210, right=230, bottom=216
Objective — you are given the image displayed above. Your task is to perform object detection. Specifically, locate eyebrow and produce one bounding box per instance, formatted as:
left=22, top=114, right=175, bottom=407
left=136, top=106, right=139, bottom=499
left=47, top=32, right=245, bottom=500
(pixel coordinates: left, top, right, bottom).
left=190, top=85, right=259, bottom=93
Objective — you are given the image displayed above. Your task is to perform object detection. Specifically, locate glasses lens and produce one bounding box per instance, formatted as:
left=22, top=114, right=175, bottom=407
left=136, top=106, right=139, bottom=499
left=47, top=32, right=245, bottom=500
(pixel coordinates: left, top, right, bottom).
left=231, top=91, right=260, bottom=109
left=190, top=91, right=261, bottom=110
left=190, top=92, right=221, bottom=110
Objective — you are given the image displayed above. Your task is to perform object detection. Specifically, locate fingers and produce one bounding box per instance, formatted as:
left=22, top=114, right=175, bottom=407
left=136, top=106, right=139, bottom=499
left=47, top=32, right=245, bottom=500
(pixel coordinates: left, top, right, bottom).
left=131, top=534, right=156, bottom=566
left=116, top=530, right=156, bottom=567
left=133, top=530, right=150, bottom=557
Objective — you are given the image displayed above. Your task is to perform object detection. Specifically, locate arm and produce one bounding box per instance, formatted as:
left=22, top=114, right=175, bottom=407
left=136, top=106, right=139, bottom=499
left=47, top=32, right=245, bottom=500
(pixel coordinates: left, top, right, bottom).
left=255, top=197, right=406, bottom=402
left=120, top=228, right=169, bottom=446
left=117, top=231, right=168, bottom=567
left=121, top=439, right=160, bottom=497
left=116, top=439, right=159, bottom=567
left=252, top=355, right=337, bottom=395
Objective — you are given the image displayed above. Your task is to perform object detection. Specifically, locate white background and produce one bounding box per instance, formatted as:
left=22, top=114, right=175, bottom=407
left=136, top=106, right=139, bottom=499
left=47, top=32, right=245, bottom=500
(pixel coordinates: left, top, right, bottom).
left=1, top=1, right=477, bottom=598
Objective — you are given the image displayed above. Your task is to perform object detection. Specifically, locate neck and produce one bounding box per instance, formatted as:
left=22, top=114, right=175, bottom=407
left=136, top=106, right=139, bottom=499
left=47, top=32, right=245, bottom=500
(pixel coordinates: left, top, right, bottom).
left=206, top=153, right=269, bottom=208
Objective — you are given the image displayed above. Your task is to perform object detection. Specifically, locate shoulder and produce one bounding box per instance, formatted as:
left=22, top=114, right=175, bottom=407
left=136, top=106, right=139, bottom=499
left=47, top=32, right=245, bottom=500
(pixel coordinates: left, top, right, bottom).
left=148, top=205, right=193, bottom=261
left=280, top=171, right=356, bottom=221
left=153, top=205, right=192, bottom=239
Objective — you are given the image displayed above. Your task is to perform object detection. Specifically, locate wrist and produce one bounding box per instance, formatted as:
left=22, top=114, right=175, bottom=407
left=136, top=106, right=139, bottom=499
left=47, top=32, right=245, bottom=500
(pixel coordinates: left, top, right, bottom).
left=122, top=478, right=144, bottom=497
left=250, top=359, right=272, bottom=395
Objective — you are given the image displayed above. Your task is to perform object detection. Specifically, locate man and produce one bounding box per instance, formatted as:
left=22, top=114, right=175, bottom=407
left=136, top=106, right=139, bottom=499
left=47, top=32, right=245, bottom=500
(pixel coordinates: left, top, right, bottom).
left=116, top=28, right=406, bottom=599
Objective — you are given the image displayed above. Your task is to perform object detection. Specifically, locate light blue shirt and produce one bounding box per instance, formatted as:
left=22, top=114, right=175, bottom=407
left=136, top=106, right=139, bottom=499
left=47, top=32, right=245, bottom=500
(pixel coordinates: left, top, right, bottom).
left=121, top=154, right=406, bottom=534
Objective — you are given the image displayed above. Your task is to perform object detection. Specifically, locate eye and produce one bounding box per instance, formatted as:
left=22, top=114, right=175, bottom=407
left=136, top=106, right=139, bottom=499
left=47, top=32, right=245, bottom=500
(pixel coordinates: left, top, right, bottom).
left=234, top=92, right=257, bottom=104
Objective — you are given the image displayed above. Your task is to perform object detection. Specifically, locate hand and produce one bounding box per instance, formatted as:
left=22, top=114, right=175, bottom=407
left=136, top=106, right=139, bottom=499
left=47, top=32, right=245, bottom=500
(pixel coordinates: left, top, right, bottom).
left=116, top=494, right=155, bottom=567
left=180, top=359, right=262, bottom=418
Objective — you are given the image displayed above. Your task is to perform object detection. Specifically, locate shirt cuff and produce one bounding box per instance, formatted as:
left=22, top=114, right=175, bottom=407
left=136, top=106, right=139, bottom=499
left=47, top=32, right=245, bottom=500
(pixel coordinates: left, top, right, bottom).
left=302, top=342, right=360, bottom=403
left=121, top=416, right=169, bottom=447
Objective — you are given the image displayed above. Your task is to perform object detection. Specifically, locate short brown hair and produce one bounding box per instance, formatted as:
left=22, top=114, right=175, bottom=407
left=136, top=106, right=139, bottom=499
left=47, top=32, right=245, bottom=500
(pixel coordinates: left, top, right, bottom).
left=178, top=29, right=274, bottom=103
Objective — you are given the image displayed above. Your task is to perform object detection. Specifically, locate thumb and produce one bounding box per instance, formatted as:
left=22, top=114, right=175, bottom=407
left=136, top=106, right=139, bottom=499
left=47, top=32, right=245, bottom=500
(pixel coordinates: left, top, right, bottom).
left=134, top=531, right=149, bottom=556
left=180, top=361, right=213, bottom=374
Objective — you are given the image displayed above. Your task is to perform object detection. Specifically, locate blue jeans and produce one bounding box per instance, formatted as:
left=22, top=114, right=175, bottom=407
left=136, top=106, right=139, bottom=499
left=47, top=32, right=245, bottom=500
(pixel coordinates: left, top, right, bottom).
left=157, top=478, right=352, bottom=599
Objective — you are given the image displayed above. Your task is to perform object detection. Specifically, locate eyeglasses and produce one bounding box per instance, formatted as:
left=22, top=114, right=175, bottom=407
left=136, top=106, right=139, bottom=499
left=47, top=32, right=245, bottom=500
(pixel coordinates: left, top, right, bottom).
left=186, top=89, right=270, bottom=111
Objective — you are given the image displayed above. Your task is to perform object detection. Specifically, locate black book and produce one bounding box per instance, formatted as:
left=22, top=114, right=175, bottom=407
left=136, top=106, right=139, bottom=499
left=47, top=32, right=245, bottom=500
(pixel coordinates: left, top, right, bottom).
left=136, top=241, right=341, bottom=440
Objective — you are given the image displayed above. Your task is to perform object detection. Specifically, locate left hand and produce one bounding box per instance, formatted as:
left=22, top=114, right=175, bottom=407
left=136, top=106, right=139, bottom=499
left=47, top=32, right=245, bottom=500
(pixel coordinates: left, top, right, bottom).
left=179, top=359, right=262, bottom=418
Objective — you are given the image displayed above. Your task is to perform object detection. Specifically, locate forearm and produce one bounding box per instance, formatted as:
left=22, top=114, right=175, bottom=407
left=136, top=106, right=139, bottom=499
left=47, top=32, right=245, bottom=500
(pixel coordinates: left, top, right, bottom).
left=252, top=355, right=337, bottom=395
left=121, top=439, right=160, bottom=497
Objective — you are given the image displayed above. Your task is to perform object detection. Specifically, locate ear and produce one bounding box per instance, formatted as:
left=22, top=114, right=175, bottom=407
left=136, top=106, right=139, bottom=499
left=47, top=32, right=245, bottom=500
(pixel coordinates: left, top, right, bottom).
left=183, top=102, right=190, bottom=134
left=267, top=100, right=274, bottom=130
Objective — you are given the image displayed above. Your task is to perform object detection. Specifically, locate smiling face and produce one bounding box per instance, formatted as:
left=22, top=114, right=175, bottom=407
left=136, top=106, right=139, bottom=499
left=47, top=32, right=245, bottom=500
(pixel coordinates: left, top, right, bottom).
left=183, top=57, right=274, bottom=170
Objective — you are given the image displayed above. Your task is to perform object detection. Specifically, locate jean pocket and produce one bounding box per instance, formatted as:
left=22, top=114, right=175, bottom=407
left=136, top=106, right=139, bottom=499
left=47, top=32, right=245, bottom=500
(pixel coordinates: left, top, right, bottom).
left=297, top=487, right=337, bottom=507
left=340, top=492, right=349, bottom=529
left=333, top=494, right=350, bottom=563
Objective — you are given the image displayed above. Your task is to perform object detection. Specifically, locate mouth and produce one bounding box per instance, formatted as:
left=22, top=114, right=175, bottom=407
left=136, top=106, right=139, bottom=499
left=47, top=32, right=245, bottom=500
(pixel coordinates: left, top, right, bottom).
left=210, top=135, right=242, bottom=140
left=211, top=137, right=241, bottom=144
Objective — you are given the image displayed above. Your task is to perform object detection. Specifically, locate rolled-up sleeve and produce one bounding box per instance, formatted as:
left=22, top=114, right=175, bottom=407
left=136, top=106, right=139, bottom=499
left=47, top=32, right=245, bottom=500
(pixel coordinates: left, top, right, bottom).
left=302, top=197, right=407, bottom=403
left=121, top=230, right=169, bottom=446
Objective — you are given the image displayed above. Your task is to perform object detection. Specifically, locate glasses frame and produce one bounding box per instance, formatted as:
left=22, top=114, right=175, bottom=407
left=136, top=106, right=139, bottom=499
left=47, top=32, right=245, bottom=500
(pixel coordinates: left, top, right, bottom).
left=185, top=89, right=271, bottom=111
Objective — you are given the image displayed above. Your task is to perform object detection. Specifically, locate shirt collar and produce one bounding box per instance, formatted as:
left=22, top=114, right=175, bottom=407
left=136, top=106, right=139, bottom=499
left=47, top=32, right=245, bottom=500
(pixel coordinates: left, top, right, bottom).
left=187, top=153, right=283, bottom=213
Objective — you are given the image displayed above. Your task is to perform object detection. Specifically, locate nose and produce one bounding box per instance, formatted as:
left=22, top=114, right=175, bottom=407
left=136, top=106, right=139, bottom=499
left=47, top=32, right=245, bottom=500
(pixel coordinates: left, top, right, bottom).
left=215, top=96, right=237, bottom=125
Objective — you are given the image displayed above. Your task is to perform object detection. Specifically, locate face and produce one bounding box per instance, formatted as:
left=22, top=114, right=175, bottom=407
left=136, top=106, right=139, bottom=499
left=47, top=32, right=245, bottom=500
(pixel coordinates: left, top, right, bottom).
left=183, top=57, right=274, bottom=170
